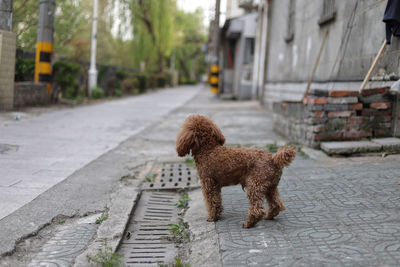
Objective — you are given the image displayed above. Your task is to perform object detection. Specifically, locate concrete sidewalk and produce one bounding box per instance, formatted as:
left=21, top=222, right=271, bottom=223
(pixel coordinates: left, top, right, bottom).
left=180, top=89, right=400, bottom=266
left=214, top=156, right=400, bottom=266
left=1, top=85, right=399, bottom=266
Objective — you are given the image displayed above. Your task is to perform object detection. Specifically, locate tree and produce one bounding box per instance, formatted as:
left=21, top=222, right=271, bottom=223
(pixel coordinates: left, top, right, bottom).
left=173, top=8, right=207, bottom=81
left=130, top=0, right=175, bottom=72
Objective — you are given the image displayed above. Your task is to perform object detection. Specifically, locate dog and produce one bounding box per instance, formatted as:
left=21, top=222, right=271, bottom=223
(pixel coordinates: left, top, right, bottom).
left=176, top=115, right=296, bottom=228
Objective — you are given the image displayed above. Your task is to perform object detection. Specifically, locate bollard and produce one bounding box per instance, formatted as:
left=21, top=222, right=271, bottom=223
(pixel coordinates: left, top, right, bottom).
left=210, top=65, right=219, bottom=94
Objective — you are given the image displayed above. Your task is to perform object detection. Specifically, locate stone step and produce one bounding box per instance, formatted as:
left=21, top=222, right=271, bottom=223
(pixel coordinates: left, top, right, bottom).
left=320, top=137, right=400, bottom=155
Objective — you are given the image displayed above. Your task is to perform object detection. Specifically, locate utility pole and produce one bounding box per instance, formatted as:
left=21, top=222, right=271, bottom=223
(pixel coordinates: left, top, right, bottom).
left=0, top=0, right=16, bottom=110
left=35, top=0, right=55, bottom=97
left=210, top=0, right=220, bottom=94
left=88, top=0, right=98, bottom=94
left=0, top=0, right=13, bottom=30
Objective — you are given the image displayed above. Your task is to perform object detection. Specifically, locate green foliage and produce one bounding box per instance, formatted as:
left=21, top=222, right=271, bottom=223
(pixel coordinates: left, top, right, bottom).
left=175, top=194, right=189, bottom=209
left=14, top=58, right=35, bottom=81
left=131, top=0, right=175, bottom=72
left=168, top=218, right=190, bottom=243
left=87, top=238, right=123, bottom=267
left=298, top=150, right=310, bottom=159
left=265, top=144, right=280, bottom=153
left=91, top=87, right=105, bottom=99
left=96, top=213, right=109, bottom=224
left=53, top=61, right=82, bottom=99
left=173, top=257, right=190, bottom=267
left=97, top=65, right=110, bottom=84
left=165, top=72, right=173, bottom=86
left=136, top=73, right=149, bottom=91
left=114, top=88, right=122, bottom=97
left=156, top=73, right=167, bottom=88
left=116, top=69, right=128, bottom=80
left=121, top=78, right=139, bottom=94
left=179, top=77, right=197, bottom=85
left=148, top=74, right=158, bottom=89
left=145, top=174, right=157, bottom=183
left=12, top=0, right=89, bottom=55
left=158, top=258, right=191, bottom=267
left=12, top=0, right=206, bottom=80
left=184, top=157, right=195, bottom=167
left=174, top=8, right=207, bottom=82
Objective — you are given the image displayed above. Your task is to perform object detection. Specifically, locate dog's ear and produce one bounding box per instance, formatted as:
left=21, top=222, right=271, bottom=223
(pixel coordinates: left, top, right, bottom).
left=211, top=123, right=225, bottom=145
left=176, top=126, right=198, bottom=156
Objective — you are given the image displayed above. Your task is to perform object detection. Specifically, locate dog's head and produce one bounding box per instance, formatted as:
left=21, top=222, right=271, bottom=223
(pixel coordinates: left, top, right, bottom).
left=176, top=115, right=225, bottom=156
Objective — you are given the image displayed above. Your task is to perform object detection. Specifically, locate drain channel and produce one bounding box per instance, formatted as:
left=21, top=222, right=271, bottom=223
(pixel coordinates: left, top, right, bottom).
left=118, top=191, right=181, bottom=266
left=142, top=163, right=199, bottom=190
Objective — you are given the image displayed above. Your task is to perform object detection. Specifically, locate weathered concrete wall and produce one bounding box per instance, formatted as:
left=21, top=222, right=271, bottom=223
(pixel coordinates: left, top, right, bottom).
left=274, top=87, right=395, bottom=148
left=14, top=82, right=47, bottom=108
left=263, top=0, right=400, bottom=107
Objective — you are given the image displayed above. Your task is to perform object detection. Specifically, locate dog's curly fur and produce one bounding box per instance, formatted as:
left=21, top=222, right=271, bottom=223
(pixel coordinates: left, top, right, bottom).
left=176, top=115, right=296, bottom=228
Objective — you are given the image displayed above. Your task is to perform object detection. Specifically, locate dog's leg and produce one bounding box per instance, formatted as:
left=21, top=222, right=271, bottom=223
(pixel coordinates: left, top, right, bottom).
left=265, top=186, right=285, bottom=220
left=201, top=179, right=223, bottom=222
left=243, top=187, right=266, bottom=228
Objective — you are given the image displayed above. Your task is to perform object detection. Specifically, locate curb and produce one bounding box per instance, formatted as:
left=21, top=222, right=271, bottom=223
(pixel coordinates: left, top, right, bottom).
left=186, top=189, right=222, bottom=267
left=73, top=162, right=156, bottom=267
left=73, top=186, right=140, bottom=267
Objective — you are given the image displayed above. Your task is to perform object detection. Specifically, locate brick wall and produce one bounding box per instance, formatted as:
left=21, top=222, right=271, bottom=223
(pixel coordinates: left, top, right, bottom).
left=14, top=82, right=47, bottom=108
left=273, top=87, right=394, bottom=148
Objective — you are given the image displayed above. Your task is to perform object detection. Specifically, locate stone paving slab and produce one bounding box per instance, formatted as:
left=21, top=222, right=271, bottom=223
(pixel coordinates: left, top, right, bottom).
left=215, top=157, right=400, bottom=266
left=371, top=137, right=400, bottom=152
left=320, top=140, right=382, bottom=155
left=28, top=219, right=97, bottom=267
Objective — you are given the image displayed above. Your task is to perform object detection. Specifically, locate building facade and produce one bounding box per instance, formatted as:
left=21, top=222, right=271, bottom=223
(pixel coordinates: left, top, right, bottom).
left=262, top=0, right=400, bottom=107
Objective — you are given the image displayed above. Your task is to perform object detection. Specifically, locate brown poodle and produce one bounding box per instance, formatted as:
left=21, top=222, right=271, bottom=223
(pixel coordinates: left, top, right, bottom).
left=176, top=115, right=296, bottom=228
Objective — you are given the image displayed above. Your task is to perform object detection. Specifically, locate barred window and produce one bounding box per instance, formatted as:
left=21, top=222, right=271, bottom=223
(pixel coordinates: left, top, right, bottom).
left=318, top=0, right=336, bottom=26
left=285, top=0, right=295, bottom=42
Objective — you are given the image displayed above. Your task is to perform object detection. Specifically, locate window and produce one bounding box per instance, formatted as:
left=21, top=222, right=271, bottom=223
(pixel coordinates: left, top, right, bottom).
left=285, top=0, right=295, bottom=42
left=244, top=38, right=255, bottom=65
left=318, top=0, right=336, bottom=26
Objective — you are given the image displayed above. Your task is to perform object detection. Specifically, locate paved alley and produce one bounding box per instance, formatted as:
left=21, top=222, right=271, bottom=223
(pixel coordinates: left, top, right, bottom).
left=1, top=85, right=399, bottom=267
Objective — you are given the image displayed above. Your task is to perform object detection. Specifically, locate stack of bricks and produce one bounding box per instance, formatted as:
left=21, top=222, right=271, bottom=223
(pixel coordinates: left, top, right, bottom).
left=273, top=87, right=394, bottom=148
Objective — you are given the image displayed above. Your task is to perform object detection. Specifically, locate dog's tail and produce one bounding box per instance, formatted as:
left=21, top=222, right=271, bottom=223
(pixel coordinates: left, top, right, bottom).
left=272, top=147, right=296, bottom=169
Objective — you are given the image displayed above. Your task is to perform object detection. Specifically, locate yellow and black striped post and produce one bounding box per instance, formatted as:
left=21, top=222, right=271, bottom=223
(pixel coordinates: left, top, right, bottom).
left=34, top=0, right=55, bottom=97
left=210, top=65, right=219, bottom=93
left=35, top=41, right=53, bottom=95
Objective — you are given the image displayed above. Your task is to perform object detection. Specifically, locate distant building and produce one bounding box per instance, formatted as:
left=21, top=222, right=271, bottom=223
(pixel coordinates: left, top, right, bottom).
left=226, top=0, right=245, bottom=19
left=218, top=0, right=258, bottom=99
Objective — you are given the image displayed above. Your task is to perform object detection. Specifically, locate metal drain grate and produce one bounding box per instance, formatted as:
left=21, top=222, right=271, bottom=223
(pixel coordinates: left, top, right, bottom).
left=118, top=191, right=180, bottom=266
left=142, top=163, right=199, bottom=190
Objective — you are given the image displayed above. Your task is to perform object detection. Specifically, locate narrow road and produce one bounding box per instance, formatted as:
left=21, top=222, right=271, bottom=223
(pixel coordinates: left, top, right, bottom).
left=0, top=86, right=199, bottom=221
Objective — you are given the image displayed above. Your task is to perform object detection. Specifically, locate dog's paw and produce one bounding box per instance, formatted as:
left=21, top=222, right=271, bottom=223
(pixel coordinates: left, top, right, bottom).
left=207, top=217, right=218, bottom=222
left=242, top=222, right=253, bottom=228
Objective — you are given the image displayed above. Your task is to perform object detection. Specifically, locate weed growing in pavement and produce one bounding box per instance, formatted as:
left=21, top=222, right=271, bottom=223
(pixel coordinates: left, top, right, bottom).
left=173, top=257, right=190, bottom=267
left=298, top=150, right=310, bottom=159
left=168, top=218, right=190, bottom=243
left=96, top=213, right=109, bottom=224
left=175, top=193, right=189, bottom=210
left=145, top=173, right=157, bottom=182
left=265, top=144, right=279, bottom=153
left=87, top=238, right=123, bottom=267
left=184, top=157, right=195, bottom=167
left=157, top=257, right=190, bottom=267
